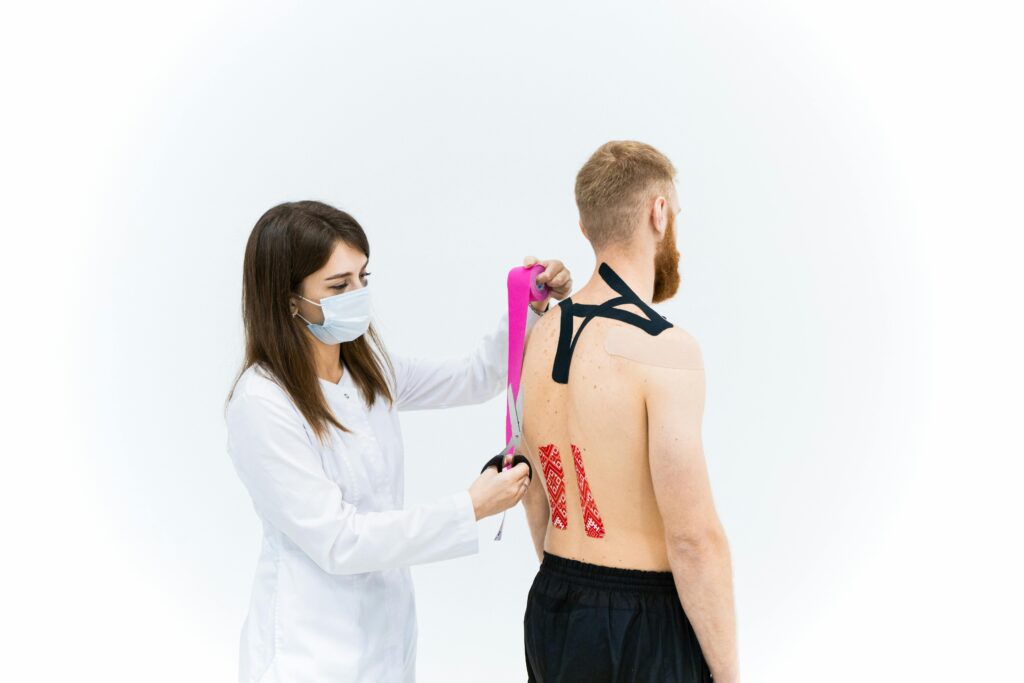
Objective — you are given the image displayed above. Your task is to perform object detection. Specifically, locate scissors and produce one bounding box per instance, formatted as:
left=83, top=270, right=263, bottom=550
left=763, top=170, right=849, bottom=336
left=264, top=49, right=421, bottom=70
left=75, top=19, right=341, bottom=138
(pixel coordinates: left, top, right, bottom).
left=479, top=384, right=534, bottom=540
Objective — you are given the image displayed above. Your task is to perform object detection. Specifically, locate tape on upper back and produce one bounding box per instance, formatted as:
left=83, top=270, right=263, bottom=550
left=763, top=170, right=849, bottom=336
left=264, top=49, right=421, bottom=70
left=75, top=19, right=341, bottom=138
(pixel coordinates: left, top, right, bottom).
left=603, top=326, right=704, bottom=371
left=552, top=262, right=673, bottom=383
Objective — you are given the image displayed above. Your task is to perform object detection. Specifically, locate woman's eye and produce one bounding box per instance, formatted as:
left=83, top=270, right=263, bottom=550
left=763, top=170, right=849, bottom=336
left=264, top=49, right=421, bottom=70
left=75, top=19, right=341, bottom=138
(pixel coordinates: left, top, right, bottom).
left=331, top=273, right=370, bottom=290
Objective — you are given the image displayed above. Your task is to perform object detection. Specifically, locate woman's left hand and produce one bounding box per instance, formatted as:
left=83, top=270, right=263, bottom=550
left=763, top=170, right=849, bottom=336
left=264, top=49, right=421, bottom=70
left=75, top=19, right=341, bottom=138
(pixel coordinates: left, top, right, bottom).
left=523, top=256, right=572, bottom=313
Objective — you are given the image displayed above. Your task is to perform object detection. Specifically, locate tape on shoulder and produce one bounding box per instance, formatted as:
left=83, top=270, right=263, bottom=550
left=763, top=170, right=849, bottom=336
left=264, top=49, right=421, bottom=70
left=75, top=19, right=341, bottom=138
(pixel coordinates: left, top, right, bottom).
left=603, top=326, right=704, bottom=371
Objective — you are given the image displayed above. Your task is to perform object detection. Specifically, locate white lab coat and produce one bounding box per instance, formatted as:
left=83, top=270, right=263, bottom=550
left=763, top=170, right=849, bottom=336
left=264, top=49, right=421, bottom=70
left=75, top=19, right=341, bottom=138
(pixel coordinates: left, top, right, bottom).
left=225, top=308, right=541, bottom=682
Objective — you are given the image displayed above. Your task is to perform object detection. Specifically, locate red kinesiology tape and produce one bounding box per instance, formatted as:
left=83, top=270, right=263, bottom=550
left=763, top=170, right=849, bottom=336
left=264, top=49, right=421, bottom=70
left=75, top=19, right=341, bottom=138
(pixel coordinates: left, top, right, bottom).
left=538, top=444, right=568, bottom=530
left=571, top=444, right=606, bottom=539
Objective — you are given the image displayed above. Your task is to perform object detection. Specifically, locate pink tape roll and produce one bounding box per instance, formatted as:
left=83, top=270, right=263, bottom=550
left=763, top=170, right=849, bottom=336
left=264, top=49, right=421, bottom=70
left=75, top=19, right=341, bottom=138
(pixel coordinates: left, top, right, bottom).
left=505, top=264, right=547, bottom=453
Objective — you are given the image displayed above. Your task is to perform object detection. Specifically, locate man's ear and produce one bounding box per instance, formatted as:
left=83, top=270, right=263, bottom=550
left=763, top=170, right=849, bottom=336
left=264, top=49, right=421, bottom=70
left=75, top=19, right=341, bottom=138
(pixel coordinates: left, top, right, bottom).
left=651, top=196, right=668, bottom=236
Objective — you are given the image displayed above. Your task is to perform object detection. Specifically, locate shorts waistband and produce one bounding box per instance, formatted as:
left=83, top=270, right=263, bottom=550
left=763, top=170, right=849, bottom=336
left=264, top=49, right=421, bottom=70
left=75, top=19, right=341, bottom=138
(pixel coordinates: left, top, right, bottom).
left=539, top=551, right=678, bottom=593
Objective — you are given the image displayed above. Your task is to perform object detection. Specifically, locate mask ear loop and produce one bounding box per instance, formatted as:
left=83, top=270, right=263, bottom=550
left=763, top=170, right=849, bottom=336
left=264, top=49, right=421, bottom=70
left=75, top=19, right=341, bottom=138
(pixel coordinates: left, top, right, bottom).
left=292, top=294, right=321, bottom=327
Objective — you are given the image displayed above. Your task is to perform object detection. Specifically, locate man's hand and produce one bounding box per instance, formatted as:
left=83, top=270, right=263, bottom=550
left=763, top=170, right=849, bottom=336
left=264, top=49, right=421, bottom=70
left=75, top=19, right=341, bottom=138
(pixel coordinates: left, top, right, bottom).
left=522, top=256, right=572, bottom=312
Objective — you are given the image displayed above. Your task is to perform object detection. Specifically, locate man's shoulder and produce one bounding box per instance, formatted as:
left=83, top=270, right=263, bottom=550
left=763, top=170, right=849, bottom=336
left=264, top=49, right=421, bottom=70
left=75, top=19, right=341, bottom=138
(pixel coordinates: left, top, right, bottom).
left=603, top=323, right=704, bottom=372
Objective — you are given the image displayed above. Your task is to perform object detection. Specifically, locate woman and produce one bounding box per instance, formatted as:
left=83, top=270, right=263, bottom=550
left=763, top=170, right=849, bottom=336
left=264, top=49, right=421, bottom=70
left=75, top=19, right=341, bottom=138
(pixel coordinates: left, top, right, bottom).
left=225, top=200, right=572, bottom=682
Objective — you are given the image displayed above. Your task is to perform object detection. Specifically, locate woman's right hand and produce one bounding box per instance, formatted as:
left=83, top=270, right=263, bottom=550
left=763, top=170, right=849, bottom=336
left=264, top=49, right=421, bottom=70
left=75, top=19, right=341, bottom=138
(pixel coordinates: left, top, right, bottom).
left=468, top=461, right=531, bottom=520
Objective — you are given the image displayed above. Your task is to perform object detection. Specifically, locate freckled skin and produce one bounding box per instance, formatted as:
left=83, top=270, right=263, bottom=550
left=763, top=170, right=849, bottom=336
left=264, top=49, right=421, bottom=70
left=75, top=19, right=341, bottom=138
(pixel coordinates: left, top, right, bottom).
left=519, top=308, right=675, bottom=570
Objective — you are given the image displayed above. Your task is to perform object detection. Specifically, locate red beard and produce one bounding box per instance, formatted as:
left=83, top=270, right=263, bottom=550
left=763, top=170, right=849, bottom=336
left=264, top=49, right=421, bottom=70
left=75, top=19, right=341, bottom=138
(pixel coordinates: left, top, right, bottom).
left=652, top=210, right=680, bottom=303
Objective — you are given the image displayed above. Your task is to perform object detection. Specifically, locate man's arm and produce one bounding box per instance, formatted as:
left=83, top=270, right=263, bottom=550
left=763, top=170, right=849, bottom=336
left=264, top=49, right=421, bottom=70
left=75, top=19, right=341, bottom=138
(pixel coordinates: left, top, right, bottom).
left=644, top=330, right=738, bottom=682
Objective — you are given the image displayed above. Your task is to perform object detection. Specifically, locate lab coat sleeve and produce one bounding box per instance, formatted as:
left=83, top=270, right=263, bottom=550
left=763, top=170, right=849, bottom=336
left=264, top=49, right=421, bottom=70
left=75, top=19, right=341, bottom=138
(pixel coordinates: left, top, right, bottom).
left=226, top=389, right=479, bottom=575
left=392, top=304, right=545, bottom=411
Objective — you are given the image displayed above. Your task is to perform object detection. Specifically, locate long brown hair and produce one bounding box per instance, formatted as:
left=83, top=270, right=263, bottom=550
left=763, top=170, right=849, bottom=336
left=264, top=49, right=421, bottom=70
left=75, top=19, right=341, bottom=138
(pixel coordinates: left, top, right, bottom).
left=228, top=200, right=395, bottom=442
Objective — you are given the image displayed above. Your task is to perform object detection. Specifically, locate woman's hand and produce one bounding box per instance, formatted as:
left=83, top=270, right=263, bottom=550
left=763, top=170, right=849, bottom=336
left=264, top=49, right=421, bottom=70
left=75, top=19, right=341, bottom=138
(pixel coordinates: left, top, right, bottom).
left=468, top=462, right=532, bottom=520
left=523, top=256, right=572, bottom=313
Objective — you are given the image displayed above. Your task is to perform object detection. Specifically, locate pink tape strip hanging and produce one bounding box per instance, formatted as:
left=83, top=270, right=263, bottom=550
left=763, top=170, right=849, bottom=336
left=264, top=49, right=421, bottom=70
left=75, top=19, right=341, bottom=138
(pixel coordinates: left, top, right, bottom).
left=505, top=264, right=547, bottom=454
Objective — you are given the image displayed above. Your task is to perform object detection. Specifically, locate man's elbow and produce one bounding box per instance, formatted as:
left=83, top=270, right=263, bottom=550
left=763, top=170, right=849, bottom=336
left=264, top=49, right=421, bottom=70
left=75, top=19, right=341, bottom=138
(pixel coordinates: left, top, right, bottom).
left=666, top=524, right=730, bottom=561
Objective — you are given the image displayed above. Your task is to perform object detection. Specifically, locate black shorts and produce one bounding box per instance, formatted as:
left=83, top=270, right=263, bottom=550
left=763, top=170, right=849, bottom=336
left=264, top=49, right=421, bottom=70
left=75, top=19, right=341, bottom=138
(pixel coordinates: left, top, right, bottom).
left=524, top=552, right=711, bottom=683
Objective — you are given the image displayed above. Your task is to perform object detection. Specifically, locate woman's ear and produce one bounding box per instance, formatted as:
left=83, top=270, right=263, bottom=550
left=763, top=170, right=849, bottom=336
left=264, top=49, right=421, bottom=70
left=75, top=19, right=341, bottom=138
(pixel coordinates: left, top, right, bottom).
left=289, top=294, right=299, bottom=317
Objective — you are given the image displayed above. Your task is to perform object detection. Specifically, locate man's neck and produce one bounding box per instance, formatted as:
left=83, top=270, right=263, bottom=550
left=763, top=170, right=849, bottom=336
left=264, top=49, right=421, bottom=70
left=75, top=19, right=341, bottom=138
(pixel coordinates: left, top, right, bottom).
left=589, top=249, right=655, bottom=304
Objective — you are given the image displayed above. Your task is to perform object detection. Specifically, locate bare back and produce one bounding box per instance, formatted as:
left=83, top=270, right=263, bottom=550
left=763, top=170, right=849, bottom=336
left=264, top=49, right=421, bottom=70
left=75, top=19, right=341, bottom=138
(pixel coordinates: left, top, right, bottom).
left=519, top=264, right=700, bottom=571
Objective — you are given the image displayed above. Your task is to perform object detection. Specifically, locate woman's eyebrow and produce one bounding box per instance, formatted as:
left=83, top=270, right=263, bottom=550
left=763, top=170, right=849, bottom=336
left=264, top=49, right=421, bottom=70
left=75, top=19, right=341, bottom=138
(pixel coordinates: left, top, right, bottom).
left=325, top=259, right=370, bottom=280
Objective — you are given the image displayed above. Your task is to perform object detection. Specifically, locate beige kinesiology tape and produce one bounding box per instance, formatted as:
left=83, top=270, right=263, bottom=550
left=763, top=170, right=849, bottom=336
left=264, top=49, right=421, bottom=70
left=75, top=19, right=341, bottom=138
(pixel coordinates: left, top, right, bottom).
left=602, top=326, right=704, bottom=370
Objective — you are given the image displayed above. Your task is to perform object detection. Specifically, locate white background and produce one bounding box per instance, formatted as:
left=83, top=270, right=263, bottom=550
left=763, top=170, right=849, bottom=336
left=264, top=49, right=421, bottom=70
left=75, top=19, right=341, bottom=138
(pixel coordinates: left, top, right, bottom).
left=2, top=1, right=1022, bottom=681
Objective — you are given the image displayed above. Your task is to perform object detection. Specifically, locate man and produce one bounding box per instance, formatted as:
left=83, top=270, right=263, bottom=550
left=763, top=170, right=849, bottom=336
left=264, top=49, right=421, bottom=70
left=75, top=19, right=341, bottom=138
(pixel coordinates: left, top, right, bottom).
left=518, top=141, right=739, bottom=682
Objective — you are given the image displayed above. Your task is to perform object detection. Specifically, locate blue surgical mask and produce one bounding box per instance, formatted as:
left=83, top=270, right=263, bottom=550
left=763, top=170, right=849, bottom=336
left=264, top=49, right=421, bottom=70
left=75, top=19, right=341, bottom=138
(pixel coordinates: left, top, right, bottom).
left=295, top=285, right=372, bottom=345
